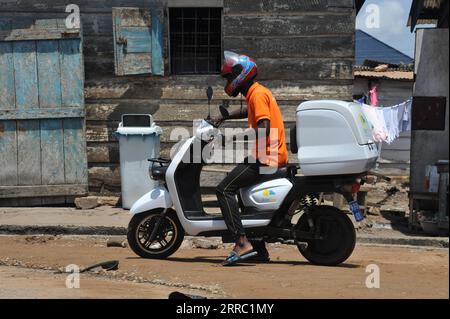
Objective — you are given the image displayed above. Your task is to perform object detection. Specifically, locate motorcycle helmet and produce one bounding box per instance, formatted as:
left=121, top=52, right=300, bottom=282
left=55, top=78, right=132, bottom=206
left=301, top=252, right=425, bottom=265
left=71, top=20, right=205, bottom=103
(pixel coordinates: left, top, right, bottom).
left=221, top=51, right=258, bottom=97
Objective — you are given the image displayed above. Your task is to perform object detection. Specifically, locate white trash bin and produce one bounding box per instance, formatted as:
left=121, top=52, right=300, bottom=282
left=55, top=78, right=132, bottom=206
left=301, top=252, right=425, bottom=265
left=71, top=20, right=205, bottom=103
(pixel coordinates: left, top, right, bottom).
left=116, top=114, right=162, bottom=209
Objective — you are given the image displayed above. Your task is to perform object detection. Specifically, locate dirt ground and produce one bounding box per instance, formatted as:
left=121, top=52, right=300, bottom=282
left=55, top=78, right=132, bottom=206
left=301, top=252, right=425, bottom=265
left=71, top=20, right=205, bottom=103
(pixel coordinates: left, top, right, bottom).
left=0, top=266, right=190, bottom=299
left=0, top=235, right=447, bottom=299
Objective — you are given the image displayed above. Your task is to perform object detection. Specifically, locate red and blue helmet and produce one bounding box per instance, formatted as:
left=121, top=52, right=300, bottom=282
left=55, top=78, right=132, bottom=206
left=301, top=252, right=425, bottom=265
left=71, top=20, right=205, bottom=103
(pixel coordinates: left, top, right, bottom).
left=221, top=51, right=258, bottom=97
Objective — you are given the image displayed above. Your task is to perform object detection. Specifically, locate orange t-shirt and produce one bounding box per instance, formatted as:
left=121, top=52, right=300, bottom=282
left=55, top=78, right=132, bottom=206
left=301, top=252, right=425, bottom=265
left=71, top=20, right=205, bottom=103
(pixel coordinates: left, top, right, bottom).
left=246, top=82, right=288, bottom=167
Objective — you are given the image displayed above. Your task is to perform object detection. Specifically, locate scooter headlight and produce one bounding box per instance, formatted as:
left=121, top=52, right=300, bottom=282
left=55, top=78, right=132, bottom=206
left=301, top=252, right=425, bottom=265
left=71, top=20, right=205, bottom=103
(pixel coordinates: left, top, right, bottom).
left=148, top=163, right=153, bottom=180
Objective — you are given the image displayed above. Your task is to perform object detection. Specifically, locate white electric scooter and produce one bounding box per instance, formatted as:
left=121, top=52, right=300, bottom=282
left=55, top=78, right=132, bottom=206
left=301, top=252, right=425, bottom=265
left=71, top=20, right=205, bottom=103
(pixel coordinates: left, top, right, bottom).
left=127, top=88, right=378, bottom=266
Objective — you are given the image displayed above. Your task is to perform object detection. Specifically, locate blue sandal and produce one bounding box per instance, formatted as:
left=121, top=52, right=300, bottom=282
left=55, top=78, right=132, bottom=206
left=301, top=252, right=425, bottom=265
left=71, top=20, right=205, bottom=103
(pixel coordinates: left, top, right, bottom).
left=222, top=250, right=258, bottom=266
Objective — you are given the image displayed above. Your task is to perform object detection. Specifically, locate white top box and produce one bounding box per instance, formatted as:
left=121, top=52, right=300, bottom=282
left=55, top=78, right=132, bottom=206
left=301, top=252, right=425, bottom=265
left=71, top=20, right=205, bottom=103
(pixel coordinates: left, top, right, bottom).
left=296, top=100, right=378, bottom=176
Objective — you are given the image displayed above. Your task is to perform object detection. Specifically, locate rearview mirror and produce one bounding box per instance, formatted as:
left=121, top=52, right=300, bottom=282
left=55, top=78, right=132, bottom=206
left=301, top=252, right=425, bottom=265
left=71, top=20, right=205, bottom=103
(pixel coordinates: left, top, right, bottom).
left=206, top=86, right=213, bottom=103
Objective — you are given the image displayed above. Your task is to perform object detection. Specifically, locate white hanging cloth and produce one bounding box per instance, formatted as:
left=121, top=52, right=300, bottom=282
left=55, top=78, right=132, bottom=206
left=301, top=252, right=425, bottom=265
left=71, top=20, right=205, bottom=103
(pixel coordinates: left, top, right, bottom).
left=360, top=104, right=389, bottom=142
left=357, top=98, right=412, bottom=144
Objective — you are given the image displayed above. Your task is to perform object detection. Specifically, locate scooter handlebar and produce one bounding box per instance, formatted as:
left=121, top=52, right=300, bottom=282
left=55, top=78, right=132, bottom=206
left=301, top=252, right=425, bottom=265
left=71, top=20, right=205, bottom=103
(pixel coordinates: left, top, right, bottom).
left=204, top=117, right=221, bottom=128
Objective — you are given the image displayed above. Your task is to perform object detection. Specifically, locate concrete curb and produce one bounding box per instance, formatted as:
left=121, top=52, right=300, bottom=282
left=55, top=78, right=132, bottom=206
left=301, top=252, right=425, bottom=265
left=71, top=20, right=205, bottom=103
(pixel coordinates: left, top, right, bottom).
left=0, top=225, right=127, bottom=236
left=357, top=235, right=448, bottom=248
left=0, top=225, right=448, bottom=248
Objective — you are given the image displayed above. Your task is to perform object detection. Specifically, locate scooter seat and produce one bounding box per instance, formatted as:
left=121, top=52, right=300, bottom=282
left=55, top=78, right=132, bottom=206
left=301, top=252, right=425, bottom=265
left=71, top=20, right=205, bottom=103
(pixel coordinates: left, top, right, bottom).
left=252, top=165, right=297, bottom=184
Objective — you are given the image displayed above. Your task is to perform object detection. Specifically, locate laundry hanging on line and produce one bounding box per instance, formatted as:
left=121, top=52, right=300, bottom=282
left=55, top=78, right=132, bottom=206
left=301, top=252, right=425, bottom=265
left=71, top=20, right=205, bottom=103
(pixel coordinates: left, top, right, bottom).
left=357, top=99, right=412, bottom=144
left=369, top=85, right=379, bottom=106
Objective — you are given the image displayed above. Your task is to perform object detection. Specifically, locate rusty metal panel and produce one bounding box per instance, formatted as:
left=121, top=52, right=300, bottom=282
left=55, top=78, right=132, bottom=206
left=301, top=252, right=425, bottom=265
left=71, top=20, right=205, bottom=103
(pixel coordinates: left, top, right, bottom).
left=412, top=96, right=447, bottom=131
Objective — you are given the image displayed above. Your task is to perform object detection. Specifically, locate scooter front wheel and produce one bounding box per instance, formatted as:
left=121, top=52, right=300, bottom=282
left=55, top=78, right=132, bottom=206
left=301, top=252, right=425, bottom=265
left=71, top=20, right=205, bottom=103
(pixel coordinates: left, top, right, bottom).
left=127, top=209, right=185, bottom=259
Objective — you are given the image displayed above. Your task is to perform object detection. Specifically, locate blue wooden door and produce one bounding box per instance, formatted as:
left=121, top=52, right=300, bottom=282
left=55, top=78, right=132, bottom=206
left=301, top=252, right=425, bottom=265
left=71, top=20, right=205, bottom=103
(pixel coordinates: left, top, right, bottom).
left=112, top=7, right=164, bottom=76
left=0, top=19, right=87, bottom=204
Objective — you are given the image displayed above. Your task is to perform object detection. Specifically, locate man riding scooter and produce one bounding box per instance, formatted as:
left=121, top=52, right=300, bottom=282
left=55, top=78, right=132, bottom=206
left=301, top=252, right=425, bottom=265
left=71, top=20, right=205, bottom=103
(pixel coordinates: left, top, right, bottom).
left=211, top=51, right=289, bottom=266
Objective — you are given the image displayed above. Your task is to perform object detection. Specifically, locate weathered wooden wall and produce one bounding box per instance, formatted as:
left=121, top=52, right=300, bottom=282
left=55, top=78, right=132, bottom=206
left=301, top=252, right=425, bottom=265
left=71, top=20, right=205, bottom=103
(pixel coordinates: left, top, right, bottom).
left=1, top=0, right=356, bottom=195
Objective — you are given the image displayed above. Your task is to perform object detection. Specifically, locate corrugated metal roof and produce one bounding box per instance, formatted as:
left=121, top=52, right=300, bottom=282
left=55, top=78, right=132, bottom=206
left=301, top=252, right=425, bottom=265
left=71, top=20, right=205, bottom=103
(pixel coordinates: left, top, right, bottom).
left=424, top=0, right=443, bottom=9
left=408, top=0, right=448, bottom=30
left=354, top=70, right=414, bottom=81
left=355, top=30, right=414, bottom=66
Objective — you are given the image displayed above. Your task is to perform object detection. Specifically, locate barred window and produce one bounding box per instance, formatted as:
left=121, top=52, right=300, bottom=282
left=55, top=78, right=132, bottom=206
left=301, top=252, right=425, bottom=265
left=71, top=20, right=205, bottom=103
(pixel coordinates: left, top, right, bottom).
left=169, top=8, right=222, bottom=75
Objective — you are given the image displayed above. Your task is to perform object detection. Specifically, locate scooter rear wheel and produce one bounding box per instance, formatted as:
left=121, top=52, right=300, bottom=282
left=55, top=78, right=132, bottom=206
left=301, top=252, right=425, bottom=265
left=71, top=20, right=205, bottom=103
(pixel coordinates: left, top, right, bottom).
left=295, top=205, right=356, bottom=266
left=127, top=209, right=184, bottom=259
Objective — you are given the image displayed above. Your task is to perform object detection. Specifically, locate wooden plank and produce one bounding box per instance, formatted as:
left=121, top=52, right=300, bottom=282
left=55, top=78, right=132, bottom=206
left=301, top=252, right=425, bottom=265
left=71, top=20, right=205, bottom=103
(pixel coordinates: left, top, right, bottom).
left=17, top=120, right=41, bottom=185
left=81, top=14, right=114, bottom=36
left=0, top=121, right=18, bottom=185
left=0, top=29, right=80, bottom=41
left=0, top=17, right=79, bottom=40
left=0, top=197, right=42, bottom=207
left=113, top=7, right=153, bottom=76
left=60, top=39, right=84, bottom=107
left=121, top=27, right=152, bottom=53
left=0, top=107, right=85, bottom=120
left=115, top=7, right=152, bottom=27
left=84, top=78, right=353, bottom=100
left=36, top=39, right=65, bottom=186
left=1, top=13, right=114, bottom=37
left=112, top=9, right=122, bottom=76
left=36, top=40, right=62, bottom=108
left=151, top=9, right=164, bottom=76
left=13, top=40, right=41, bottom=187
left=0, top=184, right=88, bottom=199
left=84, top=56, right=115, bottom=77
left=85, top=100, right=159, bottom=121
left=199, top=82, right=350, bottom=101
left=84, top=56, right=352, bottom=82
left=9, top=17, right=66, bottom=30
left=63, top=119, right=88, bottom=184
left=88, top=165, right=121, bottom=191
left=168, top=0, right=223, bottom=7
left=0, top=18, right=12, bottom=30
left=224, top=0, right=353, bottom=14
left=40, top=119, right=65, bottom=184
left=0, top=42, right=15, bottom=109
left=0, top=0, right=166, bottom=13
left=224, top=36, right=354, bottom=59
left=224, top=14, right=354, bottom=37
left=86, top=123, right=118, bottom=143
left=41, top=197, right=68, bottom=206
left=83, top=36, right=114, bottom=59
left=257, top=58, right=354, bottom=80
left=85, top=102, right=299, bottom=124
left=121, top=53, right=152, bottom=75
left=13, top=41, right=39, bottom=109
left=87, top=143, right=120, bottom=163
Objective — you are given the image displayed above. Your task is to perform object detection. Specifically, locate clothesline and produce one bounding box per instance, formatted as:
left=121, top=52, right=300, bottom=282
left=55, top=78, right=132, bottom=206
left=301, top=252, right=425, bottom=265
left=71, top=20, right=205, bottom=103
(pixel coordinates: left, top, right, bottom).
left=356, top=98, right=412, bottom=144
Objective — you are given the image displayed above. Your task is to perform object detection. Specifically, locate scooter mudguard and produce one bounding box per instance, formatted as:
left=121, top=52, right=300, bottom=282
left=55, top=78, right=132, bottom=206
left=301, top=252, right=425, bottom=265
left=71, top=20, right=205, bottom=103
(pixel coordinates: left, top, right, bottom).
left=129, top=186, right=173, bottom=215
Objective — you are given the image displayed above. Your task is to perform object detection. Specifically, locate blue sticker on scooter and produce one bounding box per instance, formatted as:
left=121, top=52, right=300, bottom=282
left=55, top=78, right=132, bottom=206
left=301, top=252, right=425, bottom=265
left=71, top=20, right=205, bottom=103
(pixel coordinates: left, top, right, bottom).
left=348, top=200, right=365, bottom=222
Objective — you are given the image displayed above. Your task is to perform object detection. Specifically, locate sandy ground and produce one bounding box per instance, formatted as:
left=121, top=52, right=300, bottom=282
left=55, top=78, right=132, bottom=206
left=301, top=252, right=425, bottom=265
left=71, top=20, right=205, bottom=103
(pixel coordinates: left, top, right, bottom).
left=0, top=266, right=199, bottom=299
left=0, top=235, right=447, bottom=299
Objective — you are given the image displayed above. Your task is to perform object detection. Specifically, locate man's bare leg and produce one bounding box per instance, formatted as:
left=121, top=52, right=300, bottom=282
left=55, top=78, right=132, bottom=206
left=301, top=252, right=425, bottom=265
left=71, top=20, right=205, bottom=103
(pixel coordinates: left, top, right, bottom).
left=233, top=235, right=254, bottom=256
